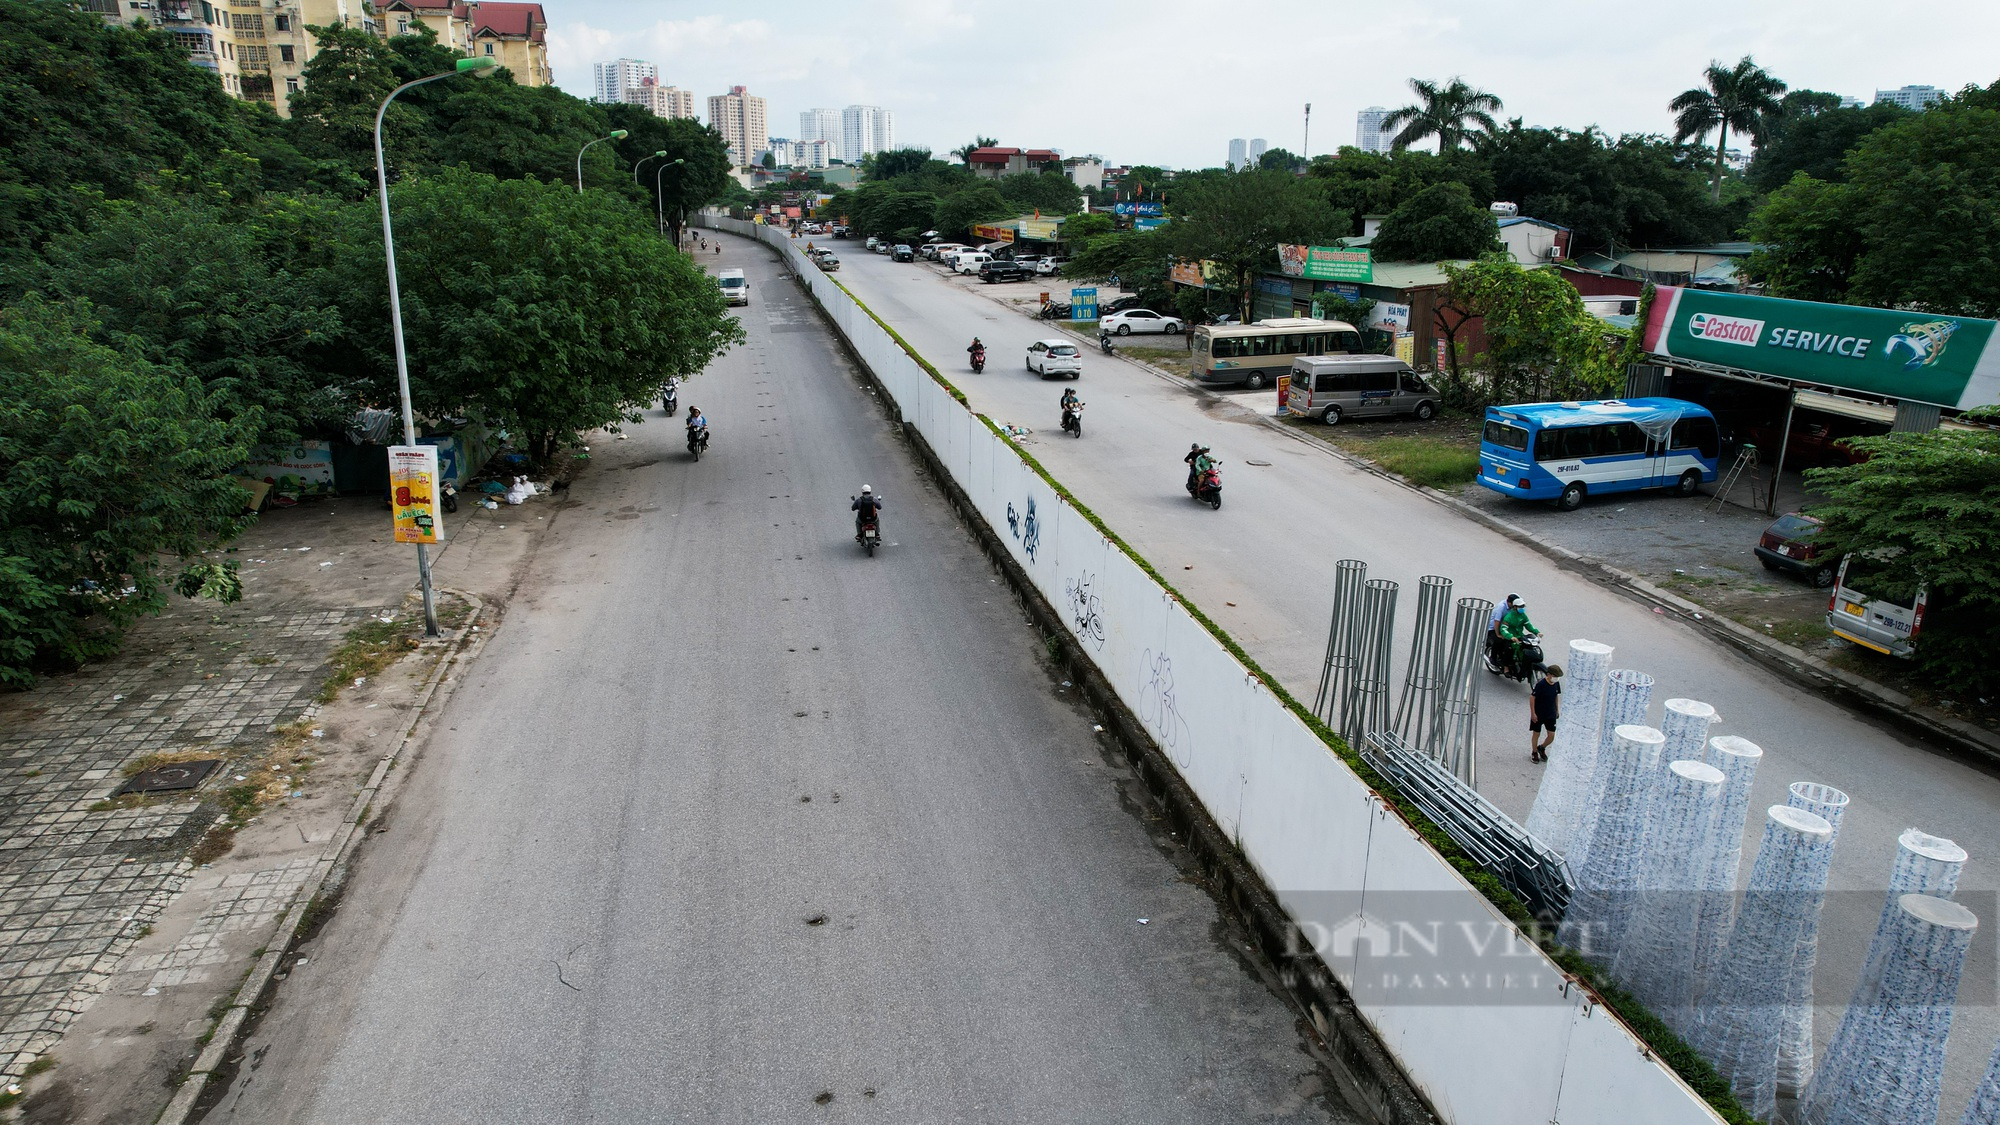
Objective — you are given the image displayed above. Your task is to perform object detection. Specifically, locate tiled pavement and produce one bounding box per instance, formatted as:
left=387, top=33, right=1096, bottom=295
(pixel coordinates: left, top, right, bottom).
left=0, top=603, right=382, bottom=1075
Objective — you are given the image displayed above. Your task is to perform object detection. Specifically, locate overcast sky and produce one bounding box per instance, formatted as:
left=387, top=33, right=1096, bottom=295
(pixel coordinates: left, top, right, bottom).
left=545, top=0, right=2000, bottom=168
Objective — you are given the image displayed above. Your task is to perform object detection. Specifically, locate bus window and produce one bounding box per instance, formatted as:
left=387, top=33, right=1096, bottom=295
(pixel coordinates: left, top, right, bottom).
left=1212, top=337, right=1240, bottom=359
left=1362, top=370, right=1397, bottom=392
left=1315, top=370, right=1355, bottom=393
left=1671, top=416, right=1719, bottom=460
left=1276, top=334, right=1300, bottom=355
left=1193, top=334, right=1210, bottom=356
left=1602, top=422, right=1646, bottom=455
left=1484, top=421, right=1529, bottom=451
left=1246, top=335, right=1275, bottom=357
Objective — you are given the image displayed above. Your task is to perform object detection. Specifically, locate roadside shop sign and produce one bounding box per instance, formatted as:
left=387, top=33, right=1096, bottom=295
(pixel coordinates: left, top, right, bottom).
left=1642, top=285, right=2000, bottom=409
left=1112, top=201, right=1164, bottom=217
left=388, top=444, right=443, bottom=545
left=1132, top=217, right=1170, bottom=232
left=1277, top=244, right=1373, bottom=283
left=1019, top=218, right=1062, bottom=241
left=1072, top=287, right=1098, bottom=321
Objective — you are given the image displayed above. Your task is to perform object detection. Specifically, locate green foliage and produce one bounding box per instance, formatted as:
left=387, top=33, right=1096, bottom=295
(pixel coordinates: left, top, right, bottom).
left=934, top=184, right=1012, bottom=239
left=1059, top=211, right=1114, bottom=242
left=1440, top=257, right=1619, bottom=404
left=1162, top=170, right=1345, bottom=316
left=430, top=80, right=617, bottom=188
left=1481, top=124, right=1729, bottom=253
left=1748, top=98, right=1909, bottom=191
left=0, top=0, right=256, bottom=266
left=1803, top=421, right=2000, bottom=697
left=865, top=148, right=934, bottom=180
left=331, top=168, right=743, bottom=463
left=0, top=296, right=254, bottom=683
left=851, top=187, right=941, bottom=241
left=1370, top=182, right=1501, bottom=262
left=1256, top=146, right=1304, bottom=173
left=285, top=23, right=417, bottom=186
left=1670, top=56, right=1787, bottom=200
left=996, top=171, right=1082, bottom=216
left=1380, top=77, right=1504, bottom=151
left=1745, top=90, right=2000, bottom=316
left=1309, top=147, right=1490, bottom=235
left=33, top=188, right=351, bottom=444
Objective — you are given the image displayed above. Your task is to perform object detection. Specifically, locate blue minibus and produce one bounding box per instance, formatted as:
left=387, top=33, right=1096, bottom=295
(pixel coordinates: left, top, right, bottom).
left=1477, top=398, right=1720, bottom=511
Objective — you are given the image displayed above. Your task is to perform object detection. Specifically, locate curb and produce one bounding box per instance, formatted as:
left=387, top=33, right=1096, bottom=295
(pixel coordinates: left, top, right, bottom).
left=152, top=588, right=489, bottom=1125
left=979, top=294, right=2000, bottom=770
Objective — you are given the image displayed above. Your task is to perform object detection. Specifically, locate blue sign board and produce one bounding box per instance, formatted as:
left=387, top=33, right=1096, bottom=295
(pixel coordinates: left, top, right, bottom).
left=1326, top=283, right=1362, bottom=300
left=1072, top=287, right=1098, bottom=322
left=1112, top=202, right=1165, bottom=218
left=1132, top=217, right=1170, bottom=232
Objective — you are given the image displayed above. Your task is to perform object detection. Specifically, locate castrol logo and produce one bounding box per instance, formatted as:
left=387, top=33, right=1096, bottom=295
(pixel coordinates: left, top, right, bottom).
left=1688, top=312, right=1764, bottom=347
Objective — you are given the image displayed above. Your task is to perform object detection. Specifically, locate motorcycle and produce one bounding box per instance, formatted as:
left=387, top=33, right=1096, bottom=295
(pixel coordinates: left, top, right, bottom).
left=1098, top=331, right=1114, bottom=355
left=853, top=499, right=882, bottom=557
left=662, top=380, right=679, bottom=416
left=1483, top=630, right=1545, bottom=681
left=686, top=423, right=710, bottom=461
left=1188, top=462, right=1222, bottom=510
left=1039, top=300, right=1072, bottom=321
left=440, top=481, right=458, bottom=514
left=970, top=348, right=986, bottom=374
left=1061, top=401, right=1084, bottom=437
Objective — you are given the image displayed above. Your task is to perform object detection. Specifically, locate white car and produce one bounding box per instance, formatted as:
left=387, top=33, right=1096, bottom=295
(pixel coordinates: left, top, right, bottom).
left=1026, top=339, right=1083, bottom=379
left=1100, top=308, right=1182, bottom=336
left=930, top=243, right=970, bottom=263
left=1034, top=258, right=1067, bottom=275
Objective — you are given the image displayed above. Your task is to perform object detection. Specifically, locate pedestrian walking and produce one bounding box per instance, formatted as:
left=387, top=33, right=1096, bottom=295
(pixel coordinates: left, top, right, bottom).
left=1529, top=664, right=1562, bottom=762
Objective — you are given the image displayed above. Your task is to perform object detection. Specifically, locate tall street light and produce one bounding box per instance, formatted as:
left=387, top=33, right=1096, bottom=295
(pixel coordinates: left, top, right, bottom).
left=577, top=129, right=629, bottom=191
left=654, top=157, right=686, bottom=239
left=632, top=149, right=668, bottom=185
left=373, top=54, right=497, bottom=638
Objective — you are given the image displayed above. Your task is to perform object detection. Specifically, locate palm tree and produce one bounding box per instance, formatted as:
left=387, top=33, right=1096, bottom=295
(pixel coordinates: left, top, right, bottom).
left=951, top=136, right=999, bottom=165
left=1671, top=56, right=1787, bottom=200
left=1379, top=78, right=1504, bottom=152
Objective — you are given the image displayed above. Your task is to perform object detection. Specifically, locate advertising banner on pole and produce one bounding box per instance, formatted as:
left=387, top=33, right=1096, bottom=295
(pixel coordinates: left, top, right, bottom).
left=1642, top=285, right=2000, bottom=409
left=1071, top=287, right=1098, bottom=321
left=388, top=445, right=443, bottom=544
left=1277, top=244, right=1374, bottom=283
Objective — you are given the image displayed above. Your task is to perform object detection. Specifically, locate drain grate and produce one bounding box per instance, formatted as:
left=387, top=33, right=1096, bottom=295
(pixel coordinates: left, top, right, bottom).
left=118, top=759, right=222, bottom=795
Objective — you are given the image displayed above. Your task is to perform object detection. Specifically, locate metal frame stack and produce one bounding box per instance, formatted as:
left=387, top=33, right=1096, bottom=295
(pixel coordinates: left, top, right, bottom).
left=1430, top=596, right=1492, bottom=786
left=1340, top=578, right=1399, bottom=750
left=1393, top=575, right=1454, bottom=756
left=1314, top=559, right=1368, bottom=728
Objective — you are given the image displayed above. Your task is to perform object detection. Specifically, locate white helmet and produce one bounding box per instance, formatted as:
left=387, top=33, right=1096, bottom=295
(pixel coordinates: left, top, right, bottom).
left=861, top=484, right=872, bottom=493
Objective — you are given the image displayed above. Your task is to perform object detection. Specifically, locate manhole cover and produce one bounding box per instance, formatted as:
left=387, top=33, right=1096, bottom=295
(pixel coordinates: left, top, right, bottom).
left=119, top=759, right=222, bottom=795
left=1245, top=459, right=1273, bottom=467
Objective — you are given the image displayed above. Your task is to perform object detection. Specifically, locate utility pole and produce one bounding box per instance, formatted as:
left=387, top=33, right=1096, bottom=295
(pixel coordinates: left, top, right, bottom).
left=1303, top=103, right=1311, bottom=160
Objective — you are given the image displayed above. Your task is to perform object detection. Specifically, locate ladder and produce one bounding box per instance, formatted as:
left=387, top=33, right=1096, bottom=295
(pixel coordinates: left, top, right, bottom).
left=1708, top=444, right=1758, bottom=512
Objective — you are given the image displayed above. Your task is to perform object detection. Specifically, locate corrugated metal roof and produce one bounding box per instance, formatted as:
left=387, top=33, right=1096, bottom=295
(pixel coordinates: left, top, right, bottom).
left=1498, top=216, right=1570, bottom=232
left=1361, top=261, right=1464, bottom=290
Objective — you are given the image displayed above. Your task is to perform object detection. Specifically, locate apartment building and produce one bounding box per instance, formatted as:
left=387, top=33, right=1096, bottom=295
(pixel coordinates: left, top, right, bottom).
left=799, top=108, right=842, bottom=160
left=840, top=105, right=894, bottom=161
left=628, top=77, right=696, bottom=120
left=707, top=85, right=768, bottom=168
left=1355, top=107, right=1395, bottom=153
left=593, top=57, right=655, bottom=104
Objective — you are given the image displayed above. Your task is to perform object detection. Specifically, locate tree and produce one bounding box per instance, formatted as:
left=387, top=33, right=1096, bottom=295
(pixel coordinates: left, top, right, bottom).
left=1063, top=230, right=1175, bottom=310
left=1163, top=170, right=1345, bottom=319
left=1671, top=56, right=1787, bottom=200
left=647, top=118, right=734, bottom=246
left=1059, top=212, right=1114, bottom=243
left=1744, top=89, right=2000, bottom=315
left=33, top=188, right=352, bottom=445
left=330, top=168, right=742, bottom=463
left=951, top=136, right=998, bottom=164
left=933, top=184, right=1011, bottom=239
left=866, top=148, right=933, bottom=180
left=1479, top=123, right=1728, bottom=254
left=996, top=171, right=1083, bottom=215
left=285, top=23, right=421, bottom=186
left=1370, top=182, right=1502, bottom=262
left=429, top=80, right=620, bottom=188
left=1437, top=257, right=1619, bottom=405
left=0, top=296, right=255, bottom=684
left=1747, top=100, right=1908, bottom=191
left=1308, top=147, right=1492, bottom=236
left=1257, top=147, right=1304, bottom=173
left=1380, top=77, right=1504, bottom=152
left=1802, top=417, right=2000, bottom=698
left=852, top=187, right=940, bottom=241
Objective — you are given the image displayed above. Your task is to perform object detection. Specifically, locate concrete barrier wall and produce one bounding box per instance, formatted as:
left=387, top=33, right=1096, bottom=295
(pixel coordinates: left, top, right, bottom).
left=712, top=218, right=1723, bottom=1125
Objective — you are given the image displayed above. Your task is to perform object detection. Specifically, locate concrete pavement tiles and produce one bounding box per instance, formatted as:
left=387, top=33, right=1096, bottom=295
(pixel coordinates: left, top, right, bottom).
left=0, top=601, right=380, bottom=1075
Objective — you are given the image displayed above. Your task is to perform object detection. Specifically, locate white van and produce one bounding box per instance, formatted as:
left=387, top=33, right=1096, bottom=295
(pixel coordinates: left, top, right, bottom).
left=717, top=268, right=749, bottom=307
left=1826, top=555, right=1928, bottom=658
left=953, top=252, right=992, bottom=275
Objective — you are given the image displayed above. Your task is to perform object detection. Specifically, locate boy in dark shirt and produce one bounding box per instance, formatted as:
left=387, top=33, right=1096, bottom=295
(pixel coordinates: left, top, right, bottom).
left=1530, top=665, right=1563, bottom=763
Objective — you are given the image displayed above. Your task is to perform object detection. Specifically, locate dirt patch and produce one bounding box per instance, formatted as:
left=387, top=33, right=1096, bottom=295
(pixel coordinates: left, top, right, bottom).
left=1284, top=412, right=1485, bottom=490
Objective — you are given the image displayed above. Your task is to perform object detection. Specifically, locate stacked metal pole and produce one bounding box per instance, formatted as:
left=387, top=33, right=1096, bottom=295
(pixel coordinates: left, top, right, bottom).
left=1610, top=758, right=1725, bottom=1035
left=1659, top=697, right=1717, bottom=764
left=1314, top=559, right=1368, bottom=728
left=1689, top=805, right=1837, bottom=1123
left=1525, top=639, right=1615, bottom=857
left=1799, top=828, right=1967, bottom=1123
left=1962, top=1036, right=2000, bottom=1125
left=1340, top=579, right=1399, bottom=750
left=1694, top=735, right=1765, bottom=1002
left=1773, top=781, right=1850, bottom=1103
left=1558, top=724, right=1666, bottom=965
left=1392, top=575, right=1454, bottom=758
left=1568, top=669, right=1656, bottom=874
left=1796, top=894, right=1979, bottom=1125
left=1431, top=596, right=1492, bottom=787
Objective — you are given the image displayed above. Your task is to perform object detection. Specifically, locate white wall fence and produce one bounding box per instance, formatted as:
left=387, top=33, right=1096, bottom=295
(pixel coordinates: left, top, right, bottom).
left=711, top=217, right=1723, bottom=1125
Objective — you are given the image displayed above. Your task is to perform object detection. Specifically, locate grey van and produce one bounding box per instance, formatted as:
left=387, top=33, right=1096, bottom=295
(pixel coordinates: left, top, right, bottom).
left=1285, top=355, right=1439, bottom=425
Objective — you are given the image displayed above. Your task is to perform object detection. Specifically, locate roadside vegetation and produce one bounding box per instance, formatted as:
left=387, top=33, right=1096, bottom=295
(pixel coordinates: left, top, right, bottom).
left=0, top=3, right=742, bottom=683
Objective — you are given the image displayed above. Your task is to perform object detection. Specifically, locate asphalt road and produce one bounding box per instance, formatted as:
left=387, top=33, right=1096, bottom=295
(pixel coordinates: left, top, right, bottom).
left=815, top=235, right=2000, bottom=1115
left=205, top=241, right=1357, bottom=1124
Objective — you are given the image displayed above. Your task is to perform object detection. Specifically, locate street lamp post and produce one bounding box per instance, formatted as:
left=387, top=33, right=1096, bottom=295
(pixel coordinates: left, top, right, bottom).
left=576, top=129, right=629, bottom=192
left=632, top=149, right=668, bottom=185
left=373, top=55, right=497, bottom=638
left=654, top=157, right=686, bottom=240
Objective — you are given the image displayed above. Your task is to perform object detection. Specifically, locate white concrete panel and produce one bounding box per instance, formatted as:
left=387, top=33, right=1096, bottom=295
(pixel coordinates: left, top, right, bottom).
left=1049, top=504, right=1113, bottom=661
left=1555, top=1001, right=1725, bottom=1124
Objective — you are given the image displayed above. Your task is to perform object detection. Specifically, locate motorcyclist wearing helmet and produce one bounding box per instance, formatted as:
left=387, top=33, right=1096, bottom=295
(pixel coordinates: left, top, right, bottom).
left=851, top=484, right=883, bottom=541
left=1183, top=442, right=1213, bottom=492
left=1060, top=387, right=1080, bottom=426
left=1495, top=599, right=1540, bottom=677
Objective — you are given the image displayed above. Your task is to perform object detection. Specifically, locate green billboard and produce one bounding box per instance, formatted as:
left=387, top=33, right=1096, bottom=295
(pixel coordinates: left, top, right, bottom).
left=1641, top=286, right=2000, bottom=409
left=1277, top=244, right=1373, bottom=283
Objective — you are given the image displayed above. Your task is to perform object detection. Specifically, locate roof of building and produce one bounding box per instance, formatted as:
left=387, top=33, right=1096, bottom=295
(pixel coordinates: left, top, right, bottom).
left=967, top=147, right=1060, bottom=164
left=465, top=2, right=547, bottom=41
left=1361, top=261, right=1464, bottom=290
left=1497, top=216, right=1571, bottom=233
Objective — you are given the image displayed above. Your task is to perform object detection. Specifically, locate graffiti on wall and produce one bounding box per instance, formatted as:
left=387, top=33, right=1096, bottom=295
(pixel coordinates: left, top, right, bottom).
left=1139, top=648, right=1194, bottom=768
left=1022, top=497, right=1041, bottom=563
left=1065, top=572, right=1106, bottom=651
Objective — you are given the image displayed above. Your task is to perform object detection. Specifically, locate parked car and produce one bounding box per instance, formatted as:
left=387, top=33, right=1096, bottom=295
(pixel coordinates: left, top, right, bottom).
left=831, top=224, right=849, bottom=239
left=1099, top=294, right=1148, bottom=318
left=1035, top=258, right=1067, bottom=275
left=1754, top=512, right=1836, bottom=587
left=864, top=235, right=882, bottom=251
left=872, top=240, right=894, bottom=254
left=814, top=251, right=841, bottom=271
left=1827, top=553, right=1927, bottom=657
left=1026, top=339, right=1083, bottom=379
left=892, top=244, right=915, bottom=262
left=1101, top=308, right=1182, bottom=335
left=953, top=252, right=993, bottom=275
left=979, top=260, right=1034, bottom=283
left=927, top=243, right=969, bottom=262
